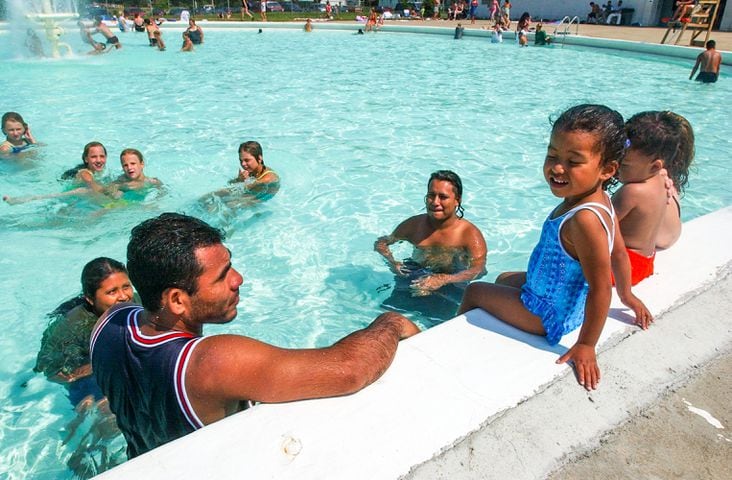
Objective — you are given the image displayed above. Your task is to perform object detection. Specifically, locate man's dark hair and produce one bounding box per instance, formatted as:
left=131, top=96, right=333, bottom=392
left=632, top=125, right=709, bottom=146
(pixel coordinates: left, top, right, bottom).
left=706, top=39, right=716, bottom=49
left=127, top=213, right=225, bottom=312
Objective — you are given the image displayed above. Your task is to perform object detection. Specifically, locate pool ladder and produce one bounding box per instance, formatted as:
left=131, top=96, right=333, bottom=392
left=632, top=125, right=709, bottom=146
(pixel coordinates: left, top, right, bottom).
left=553, top=15, right=580, bottom=41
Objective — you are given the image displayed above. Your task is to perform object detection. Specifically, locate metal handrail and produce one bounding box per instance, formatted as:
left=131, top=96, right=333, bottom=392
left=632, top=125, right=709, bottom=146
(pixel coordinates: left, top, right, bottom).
left=553, top=15, right=580, bottom=36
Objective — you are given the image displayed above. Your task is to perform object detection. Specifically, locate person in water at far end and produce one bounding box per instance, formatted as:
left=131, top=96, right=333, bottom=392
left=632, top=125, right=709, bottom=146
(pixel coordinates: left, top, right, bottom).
left=690, top=39, right=722, bottom=83
left=375, top=170, right=487, bottom=300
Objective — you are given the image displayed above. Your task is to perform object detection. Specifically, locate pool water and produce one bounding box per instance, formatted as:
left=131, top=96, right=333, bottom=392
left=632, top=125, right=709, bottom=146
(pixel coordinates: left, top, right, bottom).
left=0, top=26, right=730, bottom=478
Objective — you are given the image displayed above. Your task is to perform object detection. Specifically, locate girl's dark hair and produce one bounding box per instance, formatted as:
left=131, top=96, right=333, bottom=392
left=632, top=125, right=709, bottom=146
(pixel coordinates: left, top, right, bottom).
left=49, top=257, right=128, bottom=317
left=428, top=170, right=465, bottom=218
left=625, top=111, right=694, bottom=192
left=551, top=104, right=626, bottom=189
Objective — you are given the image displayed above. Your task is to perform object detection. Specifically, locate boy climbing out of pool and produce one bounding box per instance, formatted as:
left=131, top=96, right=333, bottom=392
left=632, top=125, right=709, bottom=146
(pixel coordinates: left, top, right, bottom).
left=612, top=111, right=694, bottom=285
left=1, top=112, right=37, bottom=155
left=459, top=104, right=651, bottom=391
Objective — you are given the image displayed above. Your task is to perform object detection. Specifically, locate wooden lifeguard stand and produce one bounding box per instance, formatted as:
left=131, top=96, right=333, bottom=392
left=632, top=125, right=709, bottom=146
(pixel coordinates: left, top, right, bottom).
left=660, top=0, right=721, bottom=47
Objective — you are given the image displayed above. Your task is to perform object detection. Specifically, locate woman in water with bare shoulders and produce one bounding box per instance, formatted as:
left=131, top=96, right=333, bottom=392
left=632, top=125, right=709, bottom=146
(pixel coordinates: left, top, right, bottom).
left=375, top=170, right=487, bottom=320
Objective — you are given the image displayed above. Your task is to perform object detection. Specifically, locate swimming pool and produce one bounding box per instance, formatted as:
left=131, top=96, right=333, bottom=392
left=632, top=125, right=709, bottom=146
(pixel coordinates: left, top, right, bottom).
left=0, top=26, right=730, bottom=478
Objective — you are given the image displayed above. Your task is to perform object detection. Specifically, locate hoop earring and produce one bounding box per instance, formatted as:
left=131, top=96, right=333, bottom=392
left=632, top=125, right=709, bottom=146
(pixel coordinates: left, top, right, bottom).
left=457, top=204, right=465, bottom=218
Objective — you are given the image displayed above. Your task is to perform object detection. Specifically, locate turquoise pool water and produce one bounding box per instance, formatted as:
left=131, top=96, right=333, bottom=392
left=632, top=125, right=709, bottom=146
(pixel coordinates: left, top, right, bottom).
left=0, top=26, right=730, bottom=478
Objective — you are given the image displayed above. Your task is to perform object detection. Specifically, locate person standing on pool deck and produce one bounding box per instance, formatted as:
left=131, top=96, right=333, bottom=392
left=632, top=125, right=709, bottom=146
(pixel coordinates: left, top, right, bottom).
left=260, top=0, right=268, bottom=22
left=241, top=0, right=253, bottom=20
left=690, top=40, right=721, bottom=83
left=90, top=213, right=419, bottom=458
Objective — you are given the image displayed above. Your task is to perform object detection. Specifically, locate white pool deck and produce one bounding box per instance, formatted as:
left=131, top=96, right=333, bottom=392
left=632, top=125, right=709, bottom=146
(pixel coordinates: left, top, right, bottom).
left=95, top=206, right=732, bottom=479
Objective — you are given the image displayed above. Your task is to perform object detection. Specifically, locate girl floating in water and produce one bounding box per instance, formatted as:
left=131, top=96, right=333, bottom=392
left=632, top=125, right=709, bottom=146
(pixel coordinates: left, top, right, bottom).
left=459, top=104, right=651, bottom=390
left=1, top=112, right=37, bottom=155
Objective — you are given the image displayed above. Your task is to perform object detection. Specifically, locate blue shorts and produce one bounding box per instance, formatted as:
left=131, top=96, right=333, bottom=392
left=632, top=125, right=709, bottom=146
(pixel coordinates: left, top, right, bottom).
left=470, top=6, right=477, bottom=16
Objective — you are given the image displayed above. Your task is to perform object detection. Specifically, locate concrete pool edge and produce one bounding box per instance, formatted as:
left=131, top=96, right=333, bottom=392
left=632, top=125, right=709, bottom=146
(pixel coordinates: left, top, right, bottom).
left=92, top=207, right=732, bottom=479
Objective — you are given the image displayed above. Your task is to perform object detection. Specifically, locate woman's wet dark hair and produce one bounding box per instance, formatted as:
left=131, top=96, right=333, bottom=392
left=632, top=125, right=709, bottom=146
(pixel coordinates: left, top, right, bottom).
left=50, top=257, right=128, bottom=317
left=625, top=111, right=694, bottom=193
left=428, top=170, right=465, bottom=218
left=551, top=104, right=625, bottom=189
left=127, top=213, right=225, bottom=312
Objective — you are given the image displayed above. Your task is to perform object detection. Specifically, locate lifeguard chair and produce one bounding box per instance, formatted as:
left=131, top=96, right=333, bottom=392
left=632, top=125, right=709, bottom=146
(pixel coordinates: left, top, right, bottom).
left=661, top=0, right=721, bottom=47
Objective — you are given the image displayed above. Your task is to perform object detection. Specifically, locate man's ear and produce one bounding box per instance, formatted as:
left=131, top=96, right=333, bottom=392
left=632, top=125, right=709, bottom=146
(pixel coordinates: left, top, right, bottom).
left=161, top=288, right=190, bottom=316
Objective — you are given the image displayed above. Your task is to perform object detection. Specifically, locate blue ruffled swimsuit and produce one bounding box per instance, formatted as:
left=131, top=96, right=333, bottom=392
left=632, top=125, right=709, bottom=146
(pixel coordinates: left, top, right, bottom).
left=520, top=197, right=615, bottom=345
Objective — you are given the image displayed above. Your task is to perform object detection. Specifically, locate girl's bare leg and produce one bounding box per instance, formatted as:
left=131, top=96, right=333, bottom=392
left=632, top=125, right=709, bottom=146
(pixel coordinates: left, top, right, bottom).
left=458, top=281, right=545, bottom=336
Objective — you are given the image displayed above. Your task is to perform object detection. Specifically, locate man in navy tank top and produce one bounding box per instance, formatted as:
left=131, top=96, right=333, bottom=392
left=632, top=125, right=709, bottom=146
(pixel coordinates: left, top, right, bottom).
left=91, top=213, right=419, bottom=458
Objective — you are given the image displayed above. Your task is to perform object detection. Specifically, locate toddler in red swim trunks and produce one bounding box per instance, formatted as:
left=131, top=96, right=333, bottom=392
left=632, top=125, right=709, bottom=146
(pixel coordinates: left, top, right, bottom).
left=612, top=111, right=695, bottom=285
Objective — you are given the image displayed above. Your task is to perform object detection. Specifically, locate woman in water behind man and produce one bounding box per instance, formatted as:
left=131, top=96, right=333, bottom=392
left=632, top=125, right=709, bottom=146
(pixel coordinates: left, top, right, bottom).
left=375, top=170, right=487, bottom=321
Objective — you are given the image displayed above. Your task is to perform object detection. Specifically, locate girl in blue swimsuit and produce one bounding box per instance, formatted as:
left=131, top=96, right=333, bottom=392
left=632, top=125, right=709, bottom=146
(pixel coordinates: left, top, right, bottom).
left=459, top=104, right=651, bottom=391
left=0, top=112, right=37, bottom=155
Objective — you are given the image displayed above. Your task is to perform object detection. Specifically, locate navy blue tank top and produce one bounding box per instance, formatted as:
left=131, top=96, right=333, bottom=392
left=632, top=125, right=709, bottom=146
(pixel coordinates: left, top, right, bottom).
left=90, top=304, right=204, bottom=458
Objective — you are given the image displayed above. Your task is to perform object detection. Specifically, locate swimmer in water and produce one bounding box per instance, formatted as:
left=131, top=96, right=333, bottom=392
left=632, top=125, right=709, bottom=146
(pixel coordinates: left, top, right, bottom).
left=201, top=141, right=280, bottom=211
left=1, top=112, right=37, bottom=155
left=181, top=31, right=194, bottom=52
left=4, top=142, right=110, bottom=205
left=229, top=141, right=280, bottom=194
left=108, top=148, right=162, bottom=194
left=375, top=170, right=487, bottom=319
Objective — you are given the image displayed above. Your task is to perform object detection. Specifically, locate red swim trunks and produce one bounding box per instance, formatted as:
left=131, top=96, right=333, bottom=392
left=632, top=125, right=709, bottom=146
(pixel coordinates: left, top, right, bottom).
left=613, top=248, right=655, bottom=286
